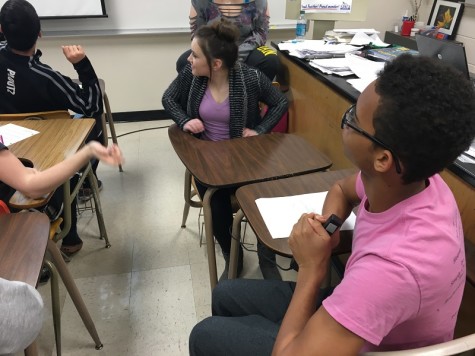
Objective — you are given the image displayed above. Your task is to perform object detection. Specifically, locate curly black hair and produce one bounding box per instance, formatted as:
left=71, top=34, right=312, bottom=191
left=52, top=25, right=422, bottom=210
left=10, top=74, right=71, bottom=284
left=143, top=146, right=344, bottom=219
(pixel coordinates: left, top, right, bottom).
left=374, top=54, right=475, bottom=184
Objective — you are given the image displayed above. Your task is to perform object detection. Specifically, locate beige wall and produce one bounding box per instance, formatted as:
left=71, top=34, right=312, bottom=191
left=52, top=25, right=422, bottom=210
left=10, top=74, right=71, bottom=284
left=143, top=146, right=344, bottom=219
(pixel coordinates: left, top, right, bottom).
left=36, top=0, right=475, bottom=113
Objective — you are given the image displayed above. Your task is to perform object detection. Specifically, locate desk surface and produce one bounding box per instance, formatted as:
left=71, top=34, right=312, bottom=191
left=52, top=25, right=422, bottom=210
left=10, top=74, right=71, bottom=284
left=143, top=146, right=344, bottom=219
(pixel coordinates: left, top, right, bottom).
left=0, top=212, right=50, bottom=286
left=168, top=124, right=333, bottom=188
left=236, top=169, right=356, bottom=257
left=6, top=119, right=94, bottom=208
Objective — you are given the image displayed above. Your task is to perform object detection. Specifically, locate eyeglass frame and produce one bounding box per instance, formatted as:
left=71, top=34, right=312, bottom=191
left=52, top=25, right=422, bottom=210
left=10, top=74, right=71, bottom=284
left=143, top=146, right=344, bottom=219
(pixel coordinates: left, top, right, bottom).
left=341, top=104, right=402, bottom=174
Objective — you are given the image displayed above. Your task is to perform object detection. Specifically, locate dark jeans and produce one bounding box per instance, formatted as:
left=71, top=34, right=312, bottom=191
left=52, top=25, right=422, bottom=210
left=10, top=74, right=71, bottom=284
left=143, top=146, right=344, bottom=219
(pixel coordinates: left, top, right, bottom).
left=176, top=46, right=280, bottom=81
left=189, top=279, right=333, bottom=356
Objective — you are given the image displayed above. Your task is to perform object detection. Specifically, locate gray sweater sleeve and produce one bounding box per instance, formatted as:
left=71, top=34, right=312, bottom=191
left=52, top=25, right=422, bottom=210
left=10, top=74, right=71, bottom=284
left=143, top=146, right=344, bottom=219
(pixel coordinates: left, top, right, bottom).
left=0, top=278, right=43, bottom=354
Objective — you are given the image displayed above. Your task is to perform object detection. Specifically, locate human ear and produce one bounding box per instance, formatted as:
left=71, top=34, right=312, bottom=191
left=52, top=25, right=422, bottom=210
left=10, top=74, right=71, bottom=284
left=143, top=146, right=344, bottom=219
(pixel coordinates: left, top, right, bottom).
left=212, top=58, right=223, bottom=71
left=373, top=149, right=393, bottom=174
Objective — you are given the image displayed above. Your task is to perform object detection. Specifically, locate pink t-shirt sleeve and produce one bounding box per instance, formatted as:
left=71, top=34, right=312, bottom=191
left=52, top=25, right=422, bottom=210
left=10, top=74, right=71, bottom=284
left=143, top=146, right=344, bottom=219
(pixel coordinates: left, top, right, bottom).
left=323, top=250, right=420, bottom=345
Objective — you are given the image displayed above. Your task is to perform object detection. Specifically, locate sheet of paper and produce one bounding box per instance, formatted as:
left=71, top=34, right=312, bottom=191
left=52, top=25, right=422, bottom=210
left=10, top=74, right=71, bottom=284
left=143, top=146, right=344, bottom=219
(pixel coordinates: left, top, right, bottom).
left=0, top=123, right=39, bottom=146
left=255, top=191, right=357, bottom=239
left=344, top=53, right=385, bottom=92
left=350, top=33, right=389, bottom=47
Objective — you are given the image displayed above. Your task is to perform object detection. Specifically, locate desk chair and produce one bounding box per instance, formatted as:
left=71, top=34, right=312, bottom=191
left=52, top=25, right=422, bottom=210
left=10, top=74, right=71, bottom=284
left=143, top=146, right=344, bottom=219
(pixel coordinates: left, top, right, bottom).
left=72, top=78, right=122, bottom=172
left=363, top=333, right=475, bottom=355
left=0, top=110, right=71, bottom=120
left=182, top=169, right=248, bottom=247
left=98, top=79, right=122, bottom=172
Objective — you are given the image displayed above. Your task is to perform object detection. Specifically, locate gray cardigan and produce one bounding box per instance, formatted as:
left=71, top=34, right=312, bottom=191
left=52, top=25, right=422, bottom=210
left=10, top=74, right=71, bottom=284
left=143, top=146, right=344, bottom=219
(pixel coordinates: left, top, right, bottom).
left=162, top=62, right=288, bottom=138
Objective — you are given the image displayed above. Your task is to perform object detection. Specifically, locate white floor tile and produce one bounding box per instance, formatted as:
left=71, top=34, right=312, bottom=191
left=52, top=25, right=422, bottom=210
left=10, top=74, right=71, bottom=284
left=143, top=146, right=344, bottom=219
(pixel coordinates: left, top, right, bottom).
left=34, top=120, right=281, bottom=355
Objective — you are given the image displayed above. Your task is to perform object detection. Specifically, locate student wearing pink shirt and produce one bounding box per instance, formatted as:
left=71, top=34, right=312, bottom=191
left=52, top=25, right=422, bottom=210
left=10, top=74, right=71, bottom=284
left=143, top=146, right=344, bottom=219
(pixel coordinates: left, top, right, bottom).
left=189, top=54, right=475, bottom=355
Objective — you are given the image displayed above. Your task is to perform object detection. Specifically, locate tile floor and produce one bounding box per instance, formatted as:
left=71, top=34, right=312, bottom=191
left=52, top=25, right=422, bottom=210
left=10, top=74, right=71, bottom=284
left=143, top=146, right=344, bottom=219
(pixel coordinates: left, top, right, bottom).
left=32, top=120, right=298, bottom=356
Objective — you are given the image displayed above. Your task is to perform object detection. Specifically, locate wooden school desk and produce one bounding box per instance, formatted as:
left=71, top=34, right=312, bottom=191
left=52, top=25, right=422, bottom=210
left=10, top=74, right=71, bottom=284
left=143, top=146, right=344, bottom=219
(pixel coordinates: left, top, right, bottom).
left=5, top=119, right=104, bottom=350
left=0, top=212, right=50, bottom=356
left=229, top=169, right=356, bottom=278
left=7, top=119, right=109, bottom=247
left=168, top=124, right=333, bottom=289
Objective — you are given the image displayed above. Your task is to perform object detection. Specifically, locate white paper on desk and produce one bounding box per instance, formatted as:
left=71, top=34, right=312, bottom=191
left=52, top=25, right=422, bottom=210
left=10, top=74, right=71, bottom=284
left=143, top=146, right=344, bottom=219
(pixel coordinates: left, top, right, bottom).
left=350, top=33, right=389, bottom=47
left=255, top=191, right=356, bottom=239
left=0, top=123, right=39, bottom=146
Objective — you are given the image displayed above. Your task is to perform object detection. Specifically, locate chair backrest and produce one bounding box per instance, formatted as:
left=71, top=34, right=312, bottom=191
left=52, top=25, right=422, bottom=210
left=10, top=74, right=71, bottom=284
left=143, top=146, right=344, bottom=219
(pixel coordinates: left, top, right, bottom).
left=363, top=332, right=475, bottom=356
left=0, top=110, right=71, bottom=121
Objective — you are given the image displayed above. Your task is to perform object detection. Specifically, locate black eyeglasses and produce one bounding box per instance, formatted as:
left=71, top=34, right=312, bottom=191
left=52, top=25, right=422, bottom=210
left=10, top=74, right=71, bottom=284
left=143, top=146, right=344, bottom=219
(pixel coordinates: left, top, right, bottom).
left=341, top=104, right=402, bottom=174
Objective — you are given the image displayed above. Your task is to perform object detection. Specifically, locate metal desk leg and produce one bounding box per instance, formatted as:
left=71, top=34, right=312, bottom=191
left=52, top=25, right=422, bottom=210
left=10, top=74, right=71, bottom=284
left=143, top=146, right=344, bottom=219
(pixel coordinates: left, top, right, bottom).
left=47, top=240, right=103, bottom=350
left=43, top=260, right=61, bottom=356
left=229, top=209, right=245, bottom=279
left=103, top=91, right=123, bottom=172
left=87, top=169, right=110, bottom=248
left=203, top=188, right=218, bottom=289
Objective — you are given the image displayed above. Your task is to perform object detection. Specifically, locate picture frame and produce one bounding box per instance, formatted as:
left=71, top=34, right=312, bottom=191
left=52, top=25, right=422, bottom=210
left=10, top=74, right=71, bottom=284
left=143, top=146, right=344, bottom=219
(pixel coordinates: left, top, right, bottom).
left=428, top=0, right=464, bottom=40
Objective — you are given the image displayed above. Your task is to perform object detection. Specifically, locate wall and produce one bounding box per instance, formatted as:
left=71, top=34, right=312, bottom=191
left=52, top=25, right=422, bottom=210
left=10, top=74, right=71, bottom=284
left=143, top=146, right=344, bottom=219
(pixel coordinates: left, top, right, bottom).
left=36, top=0, right=475, bottom=114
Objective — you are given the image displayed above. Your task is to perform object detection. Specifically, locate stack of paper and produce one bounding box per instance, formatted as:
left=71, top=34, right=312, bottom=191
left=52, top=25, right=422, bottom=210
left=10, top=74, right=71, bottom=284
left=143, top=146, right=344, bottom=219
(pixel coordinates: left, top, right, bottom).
left=278, top=40, right=361, bottom=59
left=309, top=58, right=353, bottom=76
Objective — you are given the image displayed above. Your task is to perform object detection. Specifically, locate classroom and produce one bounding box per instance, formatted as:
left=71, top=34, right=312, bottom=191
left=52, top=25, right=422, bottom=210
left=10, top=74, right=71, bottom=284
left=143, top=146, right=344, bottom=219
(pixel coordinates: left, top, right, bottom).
left=1, top=0, right=475, bottom=354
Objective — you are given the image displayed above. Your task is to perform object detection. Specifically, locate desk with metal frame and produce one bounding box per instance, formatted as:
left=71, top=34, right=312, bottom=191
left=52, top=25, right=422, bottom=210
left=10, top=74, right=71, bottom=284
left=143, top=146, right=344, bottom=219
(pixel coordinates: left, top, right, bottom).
left=229, top=169, right=356, bottom=279
left=5, top=119, right=105, bottom=352
left=7, top=119, right=109, bottom=247
left=168, top=124, right=333, bottom=290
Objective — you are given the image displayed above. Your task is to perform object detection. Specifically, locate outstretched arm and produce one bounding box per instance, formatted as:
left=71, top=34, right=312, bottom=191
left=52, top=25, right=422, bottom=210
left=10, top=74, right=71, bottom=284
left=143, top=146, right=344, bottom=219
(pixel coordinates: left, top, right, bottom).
left=0, top=142, right=123, bottom=199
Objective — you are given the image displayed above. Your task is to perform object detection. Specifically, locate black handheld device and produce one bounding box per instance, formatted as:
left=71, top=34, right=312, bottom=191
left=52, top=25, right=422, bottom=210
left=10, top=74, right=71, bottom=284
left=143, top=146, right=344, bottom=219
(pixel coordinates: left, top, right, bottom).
left=289, top=214, right=343, bottom=272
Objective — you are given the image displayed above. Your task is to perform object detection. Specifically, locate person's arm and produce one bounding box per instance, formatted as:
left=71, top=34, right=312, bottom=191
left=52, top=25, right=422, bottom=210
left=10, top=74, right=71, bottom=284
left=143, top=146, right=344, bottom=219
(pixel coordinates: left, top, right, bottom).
left=316, top=173, right=361, bottom=248
left=40, top=45, right=102, bottom=118
left=238, top=0, right=269, bottom=61
left=162, top=68, right=195, bottom=130
left=252, top=71, right=288, bottom=134
left=0, top=279, right=43, bottom=355
left=272, top=173, right=365, bottom=355
left=0, top=142, right=122, bottom=199
left=63, top=45, right=103, bottom=117
left=273, top=212, right=365, bottom=355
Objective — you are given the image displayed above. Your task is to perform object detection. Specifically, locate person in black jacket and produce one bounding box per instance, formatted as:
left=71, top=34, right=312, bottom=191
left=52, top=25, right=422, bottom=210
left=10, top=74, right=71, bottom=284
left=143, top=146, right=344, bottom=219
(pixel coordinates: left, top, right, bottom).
left=0, top=0, right=104, bottom=255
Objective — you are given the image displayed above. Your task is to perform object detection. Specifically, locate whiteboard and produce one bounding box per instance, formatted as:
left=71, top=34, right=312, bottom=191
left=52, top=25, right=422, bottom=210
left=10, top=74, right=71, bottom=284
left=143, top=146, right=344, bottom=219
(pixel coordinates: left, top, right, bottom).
left=39, top=0, right=294, bottom=35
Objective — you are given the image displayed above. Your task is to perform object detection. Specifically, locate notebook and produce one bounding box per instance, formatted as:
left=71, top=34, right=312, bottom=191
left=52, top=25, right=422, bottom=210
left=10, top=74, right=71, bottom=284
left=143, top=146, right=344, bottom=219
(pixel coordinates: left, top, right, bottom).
left=415, top=34, right=471, bottom=80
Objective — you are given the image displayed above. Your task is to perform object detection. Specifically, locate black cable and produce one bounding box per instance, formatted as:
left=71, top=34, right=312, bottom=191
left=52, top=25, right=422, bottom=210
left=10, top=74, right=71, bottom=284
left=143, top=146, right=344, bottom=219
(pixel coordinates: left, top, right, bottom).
left=231, top=229, right=295, bottom=272
left=108, top=124, right=171, bottom=139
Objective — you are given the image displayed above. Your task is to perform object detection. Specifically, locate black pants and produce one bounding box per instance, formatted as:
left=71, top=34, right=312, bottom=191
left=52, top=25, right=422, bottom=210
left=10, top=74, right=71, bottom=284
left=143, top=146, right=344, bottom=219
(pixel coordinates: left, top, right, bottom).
left=176, top=45, right=280, bottom=80
left=189, top=279, right=333, bottom=356
left=195, top=179, right=237, bottom=254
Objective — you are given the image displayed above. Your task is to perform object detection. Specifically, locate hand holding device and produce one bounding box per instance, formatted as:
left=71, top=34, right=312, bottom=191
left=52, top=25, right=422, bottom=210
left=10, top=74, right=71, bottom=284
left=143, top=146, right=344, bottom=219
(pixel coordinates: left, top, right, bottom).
left=290, top=214, right=343, bottom=271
